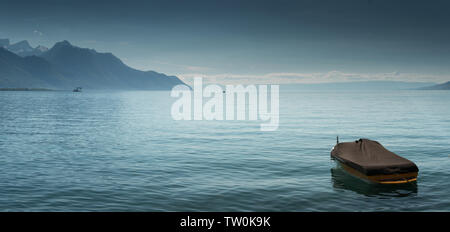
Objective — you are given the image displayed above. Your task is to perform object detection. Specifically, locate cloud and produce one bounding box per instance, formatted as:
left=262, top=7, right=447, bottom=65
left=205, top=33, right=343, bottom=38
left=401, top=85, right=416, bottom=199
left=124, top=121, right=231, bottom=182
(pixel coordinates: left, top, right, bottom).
left=185, top=65, right=211, bottom=72
left=82, top=40, right=98, bottom=44
left=118, top=41, right=130, bottom=46
left=177, top=71, right=449, bottom=85
left=33, top=30, right=43, bottom=36
left=150, top=61, right=213, bottom=72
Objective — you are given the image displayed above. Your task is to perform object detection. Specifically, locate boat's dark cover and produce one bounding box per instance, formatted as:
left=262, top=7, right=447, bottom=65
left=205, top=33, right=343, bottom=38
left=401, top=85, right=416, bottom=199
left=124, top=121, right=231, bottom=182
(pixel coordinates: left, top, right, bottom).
left=331, top=139, right=419, bottom=176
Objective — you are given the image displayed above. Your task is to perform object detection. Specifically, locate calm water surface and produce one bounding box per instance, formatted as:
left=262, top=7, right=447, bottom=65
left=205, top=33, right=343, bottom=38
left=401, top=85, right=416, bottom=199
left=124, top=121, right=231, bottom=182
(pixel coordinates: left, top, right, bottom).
left=1, top=89, right=449, bottom=211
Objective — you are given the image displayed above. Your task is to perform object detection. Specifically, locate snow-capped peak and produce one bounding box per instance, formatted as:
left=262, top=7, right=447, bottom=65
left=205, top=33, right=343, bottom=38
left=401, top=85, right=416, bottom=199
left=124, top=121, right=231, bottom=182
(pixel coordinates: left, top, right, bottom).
left=35, top=45, right=49, bottom=52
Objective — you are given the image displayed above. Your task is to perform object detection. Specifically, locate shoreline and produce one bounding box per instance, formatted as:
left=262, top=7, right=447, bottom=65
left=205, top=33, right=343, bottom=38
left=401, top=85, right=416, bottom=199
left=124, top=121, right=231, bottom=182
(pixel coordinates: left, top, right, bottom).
left=0, top=88, right=55, bottom=91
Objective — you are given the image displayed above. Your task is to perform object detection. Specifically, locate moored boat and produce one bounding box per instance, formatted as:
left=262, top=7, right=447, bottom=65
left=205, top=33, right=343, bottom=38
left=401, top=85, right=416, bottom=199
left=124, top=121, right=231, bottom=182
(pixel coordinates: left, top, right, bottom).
left=73, top=87, right=82, bottom=92
left=331, top=138, right=419, bottom=184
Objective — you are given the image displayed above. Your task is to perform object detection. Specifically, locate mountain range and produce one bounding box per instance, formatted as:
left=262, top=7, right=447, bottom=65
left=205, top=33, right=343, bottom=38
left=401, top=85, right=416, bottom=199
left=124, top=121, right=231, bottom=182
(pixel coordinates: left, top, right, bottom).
left=281, top=81, right=437, bottom=91
left=0, top=39, right=187, bottom=90
left=1, top=39, right=48, bottom=57
left=418, top=81, right=450, bottom=90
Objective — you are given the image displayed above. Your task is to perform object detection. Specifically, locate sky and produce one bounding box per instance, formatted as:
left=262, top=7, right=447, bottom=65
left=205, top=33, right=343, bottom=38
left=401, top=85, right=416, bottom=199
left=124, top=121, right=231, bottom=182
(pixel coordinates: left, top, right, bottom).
left=1, top=0, right=450, bottom=84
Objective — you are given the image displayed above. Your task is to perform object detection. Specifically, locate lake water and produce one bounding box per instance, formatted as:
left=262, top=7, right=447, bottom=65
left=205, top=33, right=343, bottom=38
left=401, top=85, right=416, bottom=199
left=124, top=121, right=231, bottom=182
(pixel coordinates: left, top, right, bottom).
left=1, top=89, right=449, bottom=211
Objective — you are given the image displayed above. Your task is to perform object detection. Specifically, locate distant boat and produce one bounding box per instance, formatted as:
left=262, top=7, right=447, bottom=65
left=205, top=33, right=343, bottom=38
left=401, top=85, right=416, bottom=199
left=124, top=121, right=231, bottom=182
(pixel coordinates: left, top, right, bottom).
left=73, top=87, right=82, bottom=92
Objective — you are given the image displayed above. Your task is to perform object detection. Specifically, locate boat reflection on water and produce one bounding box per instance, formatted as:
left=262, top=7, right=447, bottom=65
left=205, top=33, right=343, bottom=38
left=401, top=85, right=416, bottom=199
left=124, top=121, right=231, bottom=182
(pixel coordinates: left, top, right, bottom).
left=330, top=165, right=418, bottom=198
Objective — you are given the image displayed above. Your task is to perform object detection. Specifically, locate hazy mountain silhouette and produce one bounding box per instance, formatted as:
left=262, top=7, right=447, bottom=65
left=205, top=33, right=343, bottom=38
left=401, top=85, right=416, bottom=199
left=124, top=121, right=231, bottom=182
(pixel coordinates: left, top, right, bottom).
left=281, top=81, right=436, bottom=91
left=0, top=39, right=9, bottom=47
left=1, top=39, right=48, bottom=57
left=0, top=39, right=187, bottom=90
left=0, top=48, right=69, bottom=88
left=418, top=81, right=450, bottom=90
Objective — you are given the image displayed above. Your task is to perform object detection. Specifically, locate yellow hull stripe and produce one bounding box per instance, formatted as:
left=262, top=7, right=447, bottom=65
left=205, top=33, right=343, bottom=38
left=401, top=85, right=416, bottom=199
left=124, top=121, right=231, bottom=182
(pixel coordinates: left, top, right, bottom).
left=339, top=162, right=418, bottom=184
